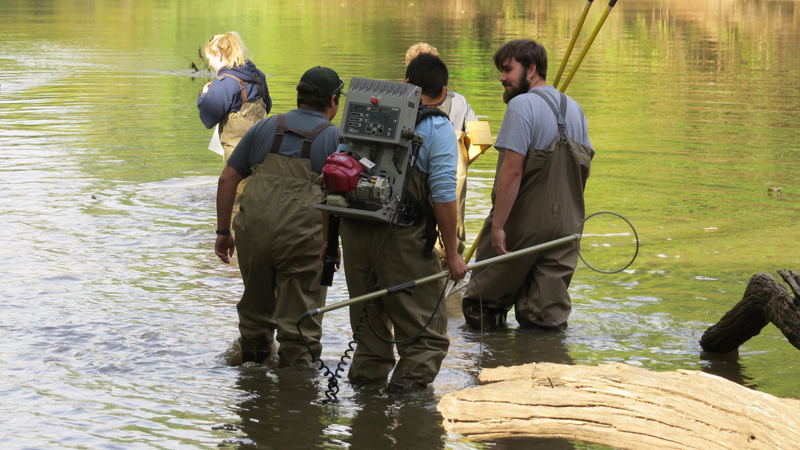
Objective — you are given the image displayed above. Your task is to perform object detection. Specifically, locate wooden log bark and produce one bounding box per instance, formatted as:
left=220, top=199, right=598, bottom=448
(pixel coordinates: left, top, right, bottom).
left=700, top=271, right=800, bottom=352
left=438, top=362, right=800, bottom=450
left=778, top=269, right=800, bottom=303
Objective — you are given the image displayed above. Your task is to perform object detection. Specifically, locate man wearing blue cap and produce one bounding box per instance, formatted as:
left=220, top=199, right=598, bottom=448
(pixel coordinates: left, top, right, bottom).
left=215, top=66, right=343, bottom=366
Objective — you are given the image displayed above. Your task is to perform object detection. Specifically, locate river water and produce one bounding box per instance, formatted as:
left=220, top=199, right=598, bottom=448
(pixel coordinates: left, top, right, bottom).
left=1, top=0, right=799, bottom=449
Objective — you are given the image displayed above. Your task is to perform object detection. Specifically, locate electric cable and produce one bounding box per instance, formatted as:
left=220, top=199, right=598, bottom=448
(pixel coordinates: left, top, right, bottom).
left=474, top=274, right=484, bottom=375
left=365, top=277, right=451, bottom=347
left=295, top=313, right=339, bottom=403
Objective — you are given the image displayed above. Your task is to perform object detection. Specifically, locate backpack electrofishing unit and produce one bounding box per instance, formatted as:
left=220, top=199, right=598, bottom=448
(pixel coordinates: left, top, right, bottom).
left=314, top=77, right=425, bottom=224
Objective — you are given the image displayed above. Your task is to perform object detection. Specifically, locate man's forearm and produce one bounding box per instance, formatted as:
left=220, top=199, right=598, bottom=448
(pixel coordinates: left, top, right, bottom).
left=492, top=151, right=524, bottom=230
left=216, top=165, right=244, bottom=230
left=432, top=200, right=460, bottom=258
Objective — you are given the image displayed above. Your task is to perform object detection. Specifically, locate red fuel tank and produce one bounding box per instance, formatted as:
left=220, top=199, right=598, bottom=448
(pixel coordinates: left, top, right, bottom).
left=321, top=153, right=362, bottom=192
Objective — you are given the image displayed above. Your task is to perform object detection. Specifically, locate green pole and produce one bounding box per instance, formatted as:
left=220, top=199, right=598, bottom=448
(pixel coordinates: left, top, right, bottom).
left=302, top=233, right=580, bottom=318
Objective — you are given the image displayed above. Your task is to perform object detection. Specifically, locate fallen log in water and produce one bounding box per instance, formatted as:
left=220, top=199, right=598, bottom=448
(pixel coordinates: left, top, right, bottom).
left=438, top=362, right=800, bottom=450
left=700, top=270, right=800, bottom=352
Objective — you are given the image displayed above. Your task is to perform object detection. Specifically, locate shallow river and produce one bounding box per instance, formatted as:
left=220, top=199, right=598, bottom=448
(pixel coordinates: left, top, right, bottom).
left=1, top=0, right=799, bottom=449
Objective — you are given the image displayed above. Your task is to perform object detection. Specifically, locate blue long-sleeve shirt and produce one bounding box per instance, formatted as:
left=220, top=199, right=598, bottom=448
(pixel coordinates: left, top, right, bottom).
left=196, top=61, right=272, bottom=129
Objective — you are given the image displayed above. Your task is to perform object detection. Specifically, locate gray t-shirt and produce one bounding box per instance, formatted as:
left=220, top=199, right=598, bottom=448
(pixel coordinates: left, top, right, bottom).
left=227, top=108, right=340, bottom=176
left=494, top=86, right=591, bottom=156
left=446, top=90, right=478, bottom=133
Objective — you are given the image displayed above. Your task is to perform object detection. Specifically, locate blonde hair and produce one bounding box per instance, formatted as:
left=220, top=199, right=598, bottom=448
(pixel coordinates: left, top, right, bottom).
left=405, top=42, right=439, bottom=66
left=205, top=32, right=250, bottom=67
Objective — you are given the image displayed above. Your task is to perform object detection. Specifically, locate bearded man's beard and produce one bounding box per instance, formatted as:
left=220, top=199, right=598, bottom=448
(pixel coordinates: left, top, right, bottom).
left=503, top=70, right=531, bottom=104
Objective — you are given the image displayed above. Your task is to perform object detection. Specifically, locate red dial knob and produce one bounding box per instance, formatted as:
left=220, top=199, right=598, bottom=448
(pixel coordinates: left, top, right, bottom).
left=370, top=97, right=378, bottom=105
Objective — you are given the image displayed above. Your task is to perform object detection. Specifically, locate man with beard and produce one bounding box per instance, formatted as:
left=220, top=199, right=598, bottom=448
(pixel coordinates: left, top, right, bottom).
left=461, top=39, right=594, bottom=331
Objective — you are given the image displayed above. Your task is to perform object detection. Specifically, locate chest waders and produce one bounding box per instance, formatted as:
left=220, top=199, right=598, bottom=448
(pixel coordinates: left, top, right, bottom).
left=339, top=169, right=450, bottom=390
left=232, top=114, right=334, bottom=366
left=463, top=89, right=594, bottom=330
left=217, top=73, right=268, bottom=161
left=337, top=107, right=452, bottom=389
left=216, top=73, right=269, bottom=222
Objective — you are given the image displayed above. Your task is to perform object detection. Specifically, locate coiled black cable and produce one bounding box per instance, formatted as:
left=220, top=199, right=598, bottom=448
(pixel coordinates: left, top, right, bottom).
left=295, top=312, right=339, bottom=403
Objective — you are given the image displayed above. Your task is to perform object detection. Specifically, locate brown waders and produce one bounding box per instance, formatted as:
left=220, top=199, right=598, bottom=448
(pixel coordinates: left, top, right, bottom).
left=232, top=115, right=333, bottom=366
left=339, top=170, right=449, bottom=390
left=463, top=90, right=594, bottom=330
left=218, top=73, right=268, bottom=222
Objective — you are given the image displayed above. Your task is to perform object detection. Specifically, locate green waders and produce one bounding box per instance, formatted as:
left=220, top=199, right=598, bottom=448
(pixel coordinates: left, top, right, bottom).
left=217, top=73, right=268, bottom=222
left=232, top=115, right=332, bottom=367
left=463, top=90, right=594, bottom=330
left=339, top=170, right=449, bottom=390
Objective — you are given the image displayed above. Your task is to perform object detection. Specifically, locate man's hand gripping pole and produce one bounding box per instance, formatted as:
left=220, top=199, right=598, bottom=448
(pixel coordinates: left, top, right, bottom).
left=299, top=233, right=580, bottom=321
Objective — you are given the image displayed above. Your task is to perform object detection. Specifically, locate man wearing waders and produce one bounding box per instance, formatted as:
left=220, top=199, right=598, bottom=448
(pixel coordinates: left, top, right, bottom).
left=405, top=43, right=479, bottom=257
left=461, top=39, right=594, bottom=331
left=214, top=67, right=342, bottom=366
left=338, top=55, right=468, bottom=390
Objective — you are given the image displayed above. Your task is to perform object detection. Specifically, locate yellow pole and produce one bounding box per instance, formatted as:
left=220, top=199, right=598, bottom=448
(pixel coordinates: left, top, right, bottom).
left=553, top=0, right=595, bottom=90
left=464, top=227, right=483, bottom=263
left=559, top=0, right=618, bottom=93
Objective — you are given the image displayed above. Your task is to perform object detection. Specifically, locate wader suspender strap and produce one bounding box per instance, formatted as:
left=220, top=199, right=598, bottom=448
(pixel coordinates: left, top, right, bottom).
left=436, top=90, right=454, bottom=116
left=252, top=73, right=264, bottom=99
left=269, top=114, right=335, bottom=159
left=216, top=73, right=264, bottom=104
left=530, top=89, right=569, bottom=144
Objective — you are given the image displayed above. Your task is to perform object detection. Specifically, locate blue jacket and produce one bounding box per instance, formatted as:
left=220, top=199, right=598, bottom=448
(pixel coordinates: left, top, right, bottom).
left=197, top=61, right=272, bottom=129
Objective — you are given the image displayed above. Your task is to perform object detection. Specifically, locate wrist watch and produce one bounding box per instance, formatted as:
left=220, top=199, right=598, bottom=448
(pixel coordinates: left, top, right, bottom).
left=215, top=229, right=231, bottom=236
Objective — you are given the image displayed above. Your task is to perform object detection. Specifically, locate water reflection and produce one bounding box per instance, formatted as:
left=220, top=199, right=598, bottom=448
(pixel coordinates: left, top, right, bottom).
left=233, top=366, right=329, bottom=449
left=347, top=387, right=448, bottom=450
left=465, top=327, right=575, bottom=370
left=699, top=350, right=752, bottom=388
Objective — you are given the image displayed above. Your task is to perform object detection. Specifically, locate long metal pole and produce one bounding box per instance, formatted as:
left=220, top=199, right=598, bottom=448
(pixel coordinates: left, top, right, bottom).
left=559, top=0, right=618, bottom=93
left=303, top=233, right=580, bottom=318
left=553, top=0, right=595, bottom=90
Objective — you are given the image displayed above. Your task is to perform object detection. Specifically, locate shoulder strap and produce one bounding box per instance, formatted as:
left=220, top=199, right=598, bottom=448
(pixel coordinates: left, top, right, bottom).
left=416, top=105, right=450, bottom=127
left=530, top=89, right=568, bottom=144
left=252, top=72, right=264, bottom=99
left=218, top=74, right=248, bottom=104
left=269, top=114, right=288, bottom=156
left=268, top=114, right=334, bottom=159
left=297, top=121, right=335, bottom=159
left=436, top=90, right=454, bottom=116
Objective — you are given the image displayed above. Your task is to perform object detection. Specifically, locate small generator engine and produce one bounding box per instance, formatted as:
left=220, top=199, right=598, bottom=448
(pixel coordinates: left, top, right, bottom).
left=320, top=152, right=390, bottom=207
left=314, top=77, right=422, bottom=223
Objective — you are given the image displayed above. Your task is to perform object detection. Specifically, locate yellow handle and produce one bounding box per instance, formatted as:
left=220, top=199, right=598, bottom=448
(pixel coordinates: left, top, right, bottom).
left=553, top=0, right=595, bottom=90
left=560, top=3, right=614, bottom=93
left=464, top=227, right=483, bottom=263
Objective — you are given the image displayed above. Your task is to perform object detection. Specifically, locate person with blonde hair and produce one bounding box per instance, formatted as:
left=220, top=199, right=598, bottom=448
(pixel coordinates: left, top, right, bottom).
left=404, top=42, right=439, bottom=65
left=198, top=32, right=272, bottom=214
